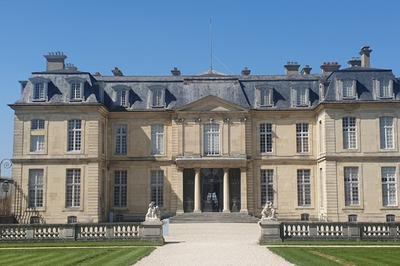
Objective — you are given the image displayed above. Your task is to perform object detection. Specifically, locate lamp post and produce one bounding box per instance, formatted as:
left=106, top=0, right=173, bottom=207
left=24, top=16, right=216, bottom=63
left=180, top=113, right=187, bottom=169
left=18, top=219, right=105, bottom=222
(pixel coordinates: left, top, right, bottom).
left=0, top=159, right=12, bottom=215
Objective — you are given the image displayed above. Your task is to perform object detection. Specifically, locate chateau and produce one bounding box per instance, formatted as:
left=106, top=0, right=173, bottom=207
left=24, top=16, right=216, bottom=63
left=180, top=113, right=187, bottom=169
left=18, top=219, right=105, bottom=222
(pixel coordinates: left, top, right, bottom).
left=9, top=46, right=400, bottom=224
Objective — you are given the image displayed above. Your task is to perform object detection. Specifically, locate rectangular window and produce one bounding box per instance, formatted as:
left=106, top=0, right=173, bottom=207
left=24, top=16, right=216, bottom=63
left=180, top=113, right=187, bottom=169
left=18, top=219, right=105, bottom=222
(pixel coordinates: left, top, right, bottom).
left=151, top=170, right=164, bottom=207
left=342, top=80, right=355, bottom=99
left=348, top=214, right=357, bottom=223
left=152, top=88, right=164, bottom=107
left=28, top=169, right=43, bottom=208
left=204, top=123, right=220, bottom=156
left=261, top=169, right=274, bottom=205
left=151, top=124, right=164, bottom=155
left=114, top=170, right=127, bottom=207
left=70, top=82, right=82, bottom=101
left=66, top=169, right=81, bottom=208
left=296, top=88, right=308, bottom=106
left=67, top=120, right=82, bottom=152
left=344, top=167, right=359, bottom=206
left=260, top=123, right=272, bottom=153
left=380, top=117, right=394, bottom=150
left=31, top=119, right=45, bottom=130
left=259, top=88, right=273, bottom=107
left=379, top=80, right=393, bottom=98
left=115, top=124, right=127, bottom=155
left=33, top=83, right=46, bottom=101
left=117, top=90, right=129, bottom=107
left=30, top=135, right=45, bottom=152
left=296, top=123, right=309, bottom=153
left=382, top=167, right=397, bottom=207
left=297, top=169, right=311, bottom=206
left=343, top=117, right=357, bottom=149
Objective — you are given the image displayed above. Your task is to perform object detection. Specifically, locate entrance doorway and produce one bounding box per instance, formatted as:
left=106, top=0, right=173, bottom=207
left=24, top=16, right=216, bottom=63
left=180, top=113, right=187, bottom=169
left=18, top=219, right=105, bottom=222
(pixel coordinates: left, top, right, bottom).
left=201, top=168, right=223, bottom=212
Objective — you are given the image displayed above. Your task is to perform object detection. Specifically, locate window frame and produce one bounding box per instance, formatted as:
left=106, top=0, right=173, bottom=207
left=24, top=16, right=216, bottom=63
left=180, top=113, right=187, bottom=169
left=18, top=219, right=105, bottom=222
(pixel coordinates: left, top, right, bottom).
left=117, top=89, right=129, bottom=107
left=296, top=123, right=309, bottom=153
left=65, top=169, right=81, bottom=208
left=67, top=119, right=82, bottom=152
left=32, top=82, right=47, bottom=102
left=114, top=170, right=128, bottom=208
left=151, top=87, right=165, bottom=108
left=203, top=122, right=221, bottom=156
left=344, top=167, right=360, bottom=206
left=342, top=117, right=357, bottom=150
left=31, top=119, right=45, bottom=130
left=294, top=88, right=310, bottom=107
left=260, top=169, right=274, bottom=205
left=150, top=170, right=164, bottom=207
left=259, top=123, right=273, bottom=154
left=380, top=116, right=395, bottom=150
left=381, top=167, right=397, bottom=207
left=297, top=169, right=311, bottom=207
left=115, top=124, right=128, bottom=155
left=30, top=135, right=45, bottom=153
left=70, top=81, right=83, bottom=101
left=28, top=169, right=44, bottom=209
left=258, top=87, right=273, bottom=107
left=341, top=79, right=356, bottom=99
left=376, top=79, right=394, bottom=99
left=151, top=124, right=165, bottom=155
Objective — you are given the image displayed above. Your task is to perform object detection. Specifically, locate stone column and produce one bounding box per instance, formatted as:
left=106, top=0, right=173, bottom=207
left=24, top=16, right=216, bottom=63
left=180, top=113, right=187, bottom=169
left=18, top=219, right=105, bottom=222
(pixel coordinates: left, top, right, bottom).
left=223, top=168, right=230, bottom=213
left=240, top=168, right=248, bottom=214
left=194, top=168, right=201, bottom=213
left=176, top=168, right=184, bottom=214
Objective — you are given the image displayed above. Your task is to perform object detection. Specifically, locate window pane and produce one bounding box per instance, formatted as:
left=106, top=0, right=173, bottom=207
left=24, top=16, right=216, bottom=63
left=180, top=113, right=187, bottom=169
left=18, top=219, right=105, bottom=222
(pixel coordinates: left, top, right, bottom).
left=343, top=117, right=357, bottom=149
left=260, top=123, right=272, bottom=153
left=151, top=124, right=164, bottom=155
left=297, top=169, right=311, bottom=206
left=296, top=123, right=309, bottom=153
left=261, top=169, right=274, bottom=205
left=151, top=170, right=164, bottom=207
left=382, top=167, right=397, bottom=206
left=30, top=135, right=45, bottom=152
left=28, top=169, right=44, bottom=208
left=204, top=123, right=220, bottom=156
left=68, top=120, right=82, bottom=151
left=344, top=167, right=359, bottom=206
left=66, top=169, right=81, bottom=208
left=114, top=170, right=127, bottom=207
left=380, top=117, right=394, bottom=149
left=115, top=124, right=127, bottom=155
left=31, top=119, right=45, bottom=130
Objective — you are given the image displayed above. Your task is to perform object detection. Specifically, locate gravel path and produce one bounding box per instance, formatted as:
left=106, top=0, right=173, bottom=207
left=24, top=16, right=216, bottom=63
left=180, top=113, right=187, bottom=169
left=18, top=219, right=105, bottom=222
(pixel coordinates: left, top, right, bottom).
left=135, top=223, right=292, bottom=266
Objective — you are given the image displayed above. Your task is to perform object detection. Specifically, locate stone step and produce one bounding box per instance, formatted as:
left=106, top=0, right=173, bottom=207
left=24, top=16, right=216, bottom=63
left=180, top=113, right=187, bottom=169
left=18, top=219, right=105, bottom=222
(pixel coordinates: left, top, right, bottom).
left=169, top=212, right=259, bottom=223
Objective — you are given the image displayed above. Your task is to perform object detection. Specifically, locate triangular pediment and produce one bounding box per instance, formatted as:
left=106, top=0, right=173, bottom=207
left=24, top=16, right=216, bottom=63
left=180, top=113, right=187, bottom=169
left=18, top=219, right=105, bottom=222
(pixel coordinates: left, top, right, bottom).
left=178, top=95, right=247, bottom=112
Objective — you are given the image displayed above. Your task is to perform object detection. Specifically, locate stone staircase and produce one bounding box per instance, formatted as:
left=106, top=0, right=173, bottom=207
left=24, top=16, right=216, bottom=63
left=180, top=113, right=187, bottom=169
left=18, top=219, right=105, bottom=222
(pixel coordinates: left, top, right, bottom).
left=169, top=212, right=259, bottom=223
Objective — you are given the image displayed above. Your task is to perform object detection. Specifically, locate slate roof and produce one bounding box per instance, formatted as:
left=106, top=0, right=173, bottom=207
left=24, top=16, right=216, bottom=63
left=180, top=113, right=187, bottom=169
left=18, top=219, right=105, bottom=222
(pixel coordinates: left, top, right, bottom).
left=13, top=64, right=400, bottom=111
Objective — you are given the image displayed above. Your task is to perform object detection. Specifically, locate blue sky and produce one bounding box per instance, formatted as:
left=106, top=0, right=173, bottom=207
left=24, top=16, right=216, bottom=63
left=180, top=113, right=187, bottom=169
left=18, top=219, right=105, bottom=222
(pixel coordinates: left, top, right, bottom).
left=0, top=0, right=399, bottom=175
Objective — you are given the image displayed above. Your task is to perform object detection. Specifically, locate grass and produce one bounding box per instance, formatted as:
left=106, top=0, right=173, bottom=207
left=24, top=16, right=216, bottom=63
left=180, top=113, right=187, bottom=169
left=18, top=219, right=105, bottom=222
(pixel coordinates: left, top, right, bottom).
left=269, top=247, right=400, bottom=266
left=267, top=240, right=400, bottom=246
left=0, top=241, right=157, bottom=266
left=0, top=240, right=162, bottom=247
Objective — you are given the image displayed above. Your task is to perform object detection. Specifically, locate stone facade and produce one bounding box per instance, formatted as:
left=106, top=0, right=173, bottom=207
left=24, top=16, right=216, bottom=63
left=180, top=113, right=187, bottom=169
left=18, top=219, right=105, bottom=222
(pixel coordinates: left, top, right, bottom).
left=9, top=47, right=400, bottom=223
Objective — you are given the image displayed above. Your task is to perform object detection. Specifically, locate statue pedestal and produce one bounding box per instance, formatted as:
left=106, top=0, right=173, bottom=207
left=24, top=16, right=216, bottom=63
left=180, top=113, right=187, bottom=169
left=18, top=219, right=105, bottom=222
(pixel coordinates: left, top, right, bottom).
left=142, top=220, right=164, bottom=244
left=258, top=219, right=282, bottom=244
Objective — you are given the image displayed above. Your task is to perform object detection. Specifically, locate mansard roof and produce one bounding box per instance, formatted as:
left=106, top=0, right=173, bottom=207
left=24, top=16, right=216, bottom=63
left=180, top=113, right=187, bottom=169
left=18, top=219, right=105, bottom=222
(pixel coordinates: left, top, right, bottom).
left=13, top=49, right=400, bottom=111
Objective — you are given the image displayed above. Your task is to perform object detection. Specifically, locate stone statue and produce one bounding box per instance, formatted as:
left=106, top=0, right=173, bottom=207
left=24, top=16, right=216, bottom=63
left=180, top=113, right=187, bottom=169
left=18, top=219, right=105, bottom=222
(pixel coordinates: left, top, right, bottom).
left=261, top=201, right=276, bottom=220
left=112, top=67, right=123, bottom=77
left=145, top=201, right=161, bottom=221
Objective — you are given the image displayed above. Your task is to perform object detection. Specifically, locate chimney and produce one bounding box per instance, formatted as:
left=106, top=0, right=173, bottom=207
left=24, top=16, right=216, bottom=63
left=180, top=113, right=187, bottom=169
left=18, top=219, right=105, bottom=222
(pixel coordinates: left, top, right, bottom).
left=320, top=62, right=341, bottom=76
left=44, top=51, right=67, bottom=71
left=347, top=57, right=361, bottom=67
left=360, top=45, right=372, bottom=68
left=301, top=65, right=312, bottom=75
left=65, top=63, right=78, bottom=71
left=112, top=67, right=123, bottom=76
left=171, top=67, right=181, bottom=76
left=284, top=62, right=300, bottom=75
left=241, top=67, right=251, bottom=76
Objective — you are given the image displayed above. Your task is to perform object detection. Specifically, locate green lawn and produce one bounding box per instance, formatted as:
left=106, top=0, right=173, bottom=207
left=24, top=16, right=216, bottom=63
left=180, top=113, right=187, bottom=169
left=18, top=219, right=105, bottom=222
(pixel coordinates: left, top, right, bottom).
left=0, top=241, right=156, bottom=266
left=269, top=247, right=400, bottom=266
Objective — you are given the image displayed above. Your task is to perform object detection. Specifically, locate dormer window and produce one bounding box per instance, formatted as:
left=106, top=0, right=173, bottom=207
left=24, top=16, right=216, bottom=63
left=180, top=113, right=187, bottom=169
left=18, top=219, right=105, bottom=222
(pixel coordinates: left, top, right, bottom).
left=33, top=82, right=46, bottom=101
left=378, top=79, right=394, bottom=99
left=292, top=88, right=309, bottom=107
left=66, top=77, right=86, bottom=102
left=70, top=82, right=83, bottom=101
left=342, top=80, right=356, bottom=99
left=258, top=88, right=273, bottom=107
left=337, top=79, right=356, bottom=100
left=117, top=89, right=129, bottom=107
left=152, top=88, right=165, bottom=108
